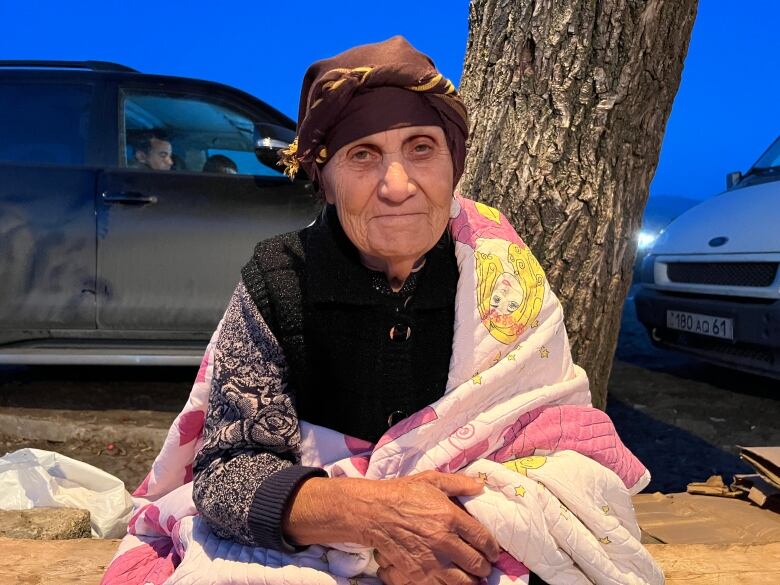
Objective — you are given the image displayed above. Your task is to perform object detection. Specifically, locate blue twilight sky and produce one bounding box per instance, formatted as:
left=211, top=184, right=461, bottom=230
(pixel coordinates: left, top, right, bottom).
left=1, top=0, right=778, bottom=202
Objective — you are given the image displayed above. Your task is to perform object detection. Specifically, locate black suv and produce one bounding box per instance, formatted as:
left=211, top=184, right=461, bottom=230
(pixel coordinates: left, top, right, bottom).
left=0, top=61, right=319, bottom=365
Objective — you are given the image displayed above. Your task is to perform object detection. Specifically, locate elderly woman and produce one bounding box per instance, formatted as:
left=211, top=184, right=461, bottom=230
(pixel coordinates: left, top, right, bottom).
left=194, top=36, right=500, bottom=585
left=103, top=37, right=662, bottom=585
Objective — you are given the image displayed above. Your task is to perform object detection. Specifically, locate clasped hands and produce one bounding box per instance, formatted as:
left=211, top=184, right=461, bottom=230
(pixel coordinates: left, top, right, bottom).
left=284, top=470, right=501, bottom=585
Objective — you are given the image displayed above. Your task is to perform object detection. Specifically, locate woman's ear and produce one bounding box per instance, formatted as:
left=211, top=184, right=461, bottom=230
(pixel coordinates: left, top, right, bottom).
left=320, top=187, right=334, bottom=204
left=309, top=180, right=325, bottom=202
left=319, top=174, right=337, bottom=205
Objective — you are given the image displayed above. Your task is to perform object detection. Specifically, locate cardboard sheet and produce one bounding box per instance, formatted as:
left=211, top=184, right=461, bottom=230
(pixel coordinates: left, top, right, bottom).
left=633, top=491, right=780, bottom=545
left=739, top=446, right=780, bottom=487
left=645, top=542, right=780, bottom=584
left=686, top=475, right=742, bottom=497
left=739, top=446, right=780, bottom=508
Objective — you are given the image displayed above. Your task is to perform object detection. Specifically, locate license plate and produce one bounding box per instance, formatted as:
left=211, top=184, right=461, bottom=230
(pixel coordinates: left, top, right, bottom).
left=666, top=310, right=734, bottom=340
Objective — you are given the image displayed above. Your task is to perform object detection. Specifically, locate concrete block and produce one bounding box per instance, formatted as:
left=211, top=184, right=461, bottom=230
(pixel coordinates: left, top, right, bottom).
left=0, top=508, right=91, bottom=540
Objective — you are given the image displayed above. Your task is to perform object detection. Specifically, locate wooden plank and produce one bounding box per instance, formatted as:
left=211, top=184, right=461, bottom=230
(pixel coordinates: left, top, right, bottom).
left=646, top=542, right=780, bottom=585
left=2, top=538, right=779, bottom=584
left=0, top=537, right=119, bottom=585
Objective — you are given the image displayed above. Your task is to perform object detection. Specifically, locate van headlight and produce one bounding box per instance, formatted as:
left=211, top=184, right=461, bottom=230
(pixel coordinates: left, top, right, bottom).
left=637, top=230, right=659, bottom=250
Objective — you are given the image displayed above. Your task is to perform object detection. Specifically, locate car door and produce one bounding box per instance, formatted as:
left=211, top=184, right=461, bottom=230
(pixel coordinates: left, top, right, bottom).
left=0, top=78, right=101, bottom=343
left=95, top=87, right=319, bottom=335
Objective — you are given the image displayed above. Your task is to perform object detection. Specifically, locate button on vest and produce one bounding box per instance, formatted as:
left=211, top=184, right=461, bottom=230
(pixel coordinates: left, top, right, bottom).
left=389, top=323, right=411, bottom=342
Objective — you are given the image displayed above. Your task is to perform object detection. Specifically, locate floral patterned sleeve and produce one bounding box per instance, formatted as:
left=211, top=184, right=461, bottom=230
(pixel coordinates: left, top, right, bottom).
left=192, top=281, right=326, bottom=551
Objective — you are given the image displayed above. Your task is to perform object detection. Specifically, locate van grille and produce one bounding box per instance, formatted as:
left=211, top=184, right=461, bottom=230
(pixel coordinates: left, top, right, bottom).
left=666, top=262, right=778, bottom=287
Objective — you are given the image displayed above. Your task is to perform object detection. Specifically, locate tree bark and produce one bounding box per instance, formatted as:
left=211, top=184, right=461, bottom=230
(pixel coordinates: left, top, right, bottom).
left=459, top=0, right=697, bottom=408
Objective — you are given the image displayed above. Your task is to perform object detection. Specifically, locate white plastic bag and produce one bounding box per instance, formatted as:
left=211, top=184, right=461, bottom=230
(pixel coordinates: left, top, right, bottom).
left=0, top=448, right=133, bottom=538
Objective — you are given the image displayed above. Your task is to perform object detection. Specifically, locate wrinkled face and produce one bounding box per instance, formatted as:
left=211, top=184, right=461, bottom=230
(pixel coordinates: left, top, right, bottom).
left=137, top=138, right=173, bottom=171
left=320, top=125, right=454, bottom=267
left=490, top=272, right=524, bottom=316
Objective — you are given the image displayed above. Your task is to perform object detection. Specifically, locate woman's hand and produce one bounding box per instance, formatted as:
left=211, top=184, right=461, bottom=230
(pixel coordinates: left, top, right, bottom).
left=283, top=470, right=500, bottom=585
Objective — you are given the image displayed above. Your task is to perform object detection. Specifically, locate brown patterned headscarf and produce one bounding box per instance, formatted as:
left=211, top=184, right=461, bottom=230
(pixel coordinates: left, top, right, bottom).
left=280, top=36, right=469, bottom=185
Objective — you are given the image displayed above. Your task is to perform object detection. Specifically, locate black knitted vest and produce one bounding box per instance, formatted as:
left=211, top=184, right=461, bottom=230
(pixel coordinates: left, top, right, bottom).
left=240, top=206, right=458, bottom=443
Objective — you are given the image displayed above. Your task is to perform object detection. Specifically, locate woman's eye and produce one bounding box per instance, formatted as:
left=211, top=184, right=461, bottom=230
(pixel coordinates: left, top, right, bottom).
left=352, top=150, right=372, bottom=161
left=412, top=142, right=433, bottom=154
left=508, top=302, right=519, bottom=311
left=492, top=295, right=501, bottom=304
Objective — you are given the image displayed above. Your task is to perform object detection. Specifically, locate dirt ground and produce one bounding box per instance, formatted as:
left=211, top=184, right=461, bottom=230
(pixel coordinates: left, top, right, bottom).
left=1, top=291, right=778, bottom=494
left=0, top=366, right=185, bottom=491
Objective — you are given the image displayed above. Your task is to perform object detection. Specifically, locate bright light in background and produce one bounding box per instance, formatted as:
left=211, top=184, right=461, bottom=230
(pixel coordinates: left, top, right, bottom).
left=637, top=231, right=660, bottom=250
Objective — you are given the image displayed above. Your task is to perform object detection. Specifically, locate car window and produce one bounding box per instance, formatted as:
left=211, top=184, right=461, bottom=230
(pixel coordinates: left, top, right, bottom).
left=0, top=83, right=93, bottom=166
left=751, top=135, right=780, bottom=169
left=121, top=91, right=288, bottom=177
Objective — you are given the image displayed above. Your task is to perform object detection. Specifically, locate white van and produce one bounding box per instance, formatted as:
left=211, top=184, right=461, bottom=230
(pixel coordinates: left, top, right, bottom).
left=635, top=135, right=780, bottom=380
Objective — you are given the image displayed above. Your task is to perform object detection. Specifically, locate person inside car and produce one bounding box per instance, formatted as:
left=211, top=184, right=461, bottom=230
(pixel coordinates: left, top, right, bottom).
left=202, top=153, right=238, bottom=174
left=129, top=129, right=173, bottom=171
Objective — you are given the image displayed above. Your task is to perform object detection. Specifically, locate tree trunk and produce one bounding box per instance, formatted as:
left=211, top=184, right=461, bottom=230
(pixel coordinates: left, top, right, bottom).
left=459, top=0, right=697, bottom=408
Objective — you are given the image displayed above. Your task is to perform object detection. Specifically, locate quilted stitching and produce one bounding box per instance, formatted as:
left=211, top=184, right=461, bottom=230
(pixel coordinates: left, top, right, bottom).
left=102, top=197, right=662, bottom=585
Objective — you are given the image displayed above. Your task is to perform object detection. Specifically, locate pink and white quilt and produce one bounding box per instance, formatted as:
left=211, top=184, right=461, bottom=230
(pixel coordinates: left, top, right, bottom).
left=102, top=196, right=663, bottom=585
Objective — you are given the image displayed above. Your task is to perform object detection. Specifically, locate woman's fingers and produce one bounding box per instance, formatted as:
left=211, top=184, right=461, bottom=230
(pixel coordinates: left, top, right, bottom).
left=377, top=553, right=481, bottom=585
left=380, top=537, right=440, bottom=585
left=413, top=470, right=486, bottom=497
left=434, top=567, right=483, bottom=585
left=379, top=524, right=492, bottom=582
left=415, top=481, right=500, bottom=567
left=377, top=565, right=411, bottom=585
left=374, top=550, right=392, bottom=569
left=367, top=471, right=501, bottom=582
left=431, top=530, right=494, bottom=577
left=451, top=506, right=502, bottom=564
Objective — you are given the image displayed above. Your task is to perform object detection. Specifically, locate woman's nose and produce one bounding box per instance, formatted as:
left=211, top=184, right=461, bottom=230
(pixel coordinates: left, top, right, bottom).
left=378, top=161, right=416, bottom=202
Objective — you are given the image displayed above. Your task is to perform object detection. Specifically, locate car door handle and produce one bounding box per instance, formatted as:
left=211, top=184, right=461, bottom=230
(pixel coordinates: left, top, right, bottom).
left=101, top=191, right=158, bottom=206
